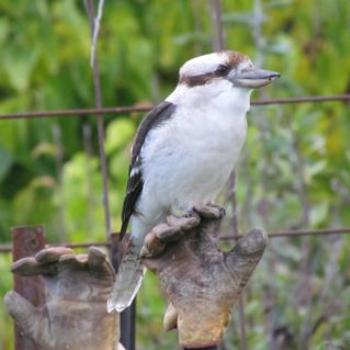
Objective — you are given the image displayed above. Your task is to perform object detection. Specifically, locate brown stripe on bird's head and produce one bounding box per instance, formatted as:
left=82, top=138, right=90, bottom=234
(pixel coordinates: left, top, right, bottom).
left=179, top=72, right=217, bottom=87
left=179, top=50, right=249, bottom=87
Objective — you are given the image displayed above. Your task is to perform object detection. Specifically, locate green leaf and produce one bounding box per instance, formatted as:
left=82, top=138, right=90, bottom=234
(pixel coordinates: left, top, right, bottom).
left=310, top=202, right=329, bottom=226
left=3, top=45, right=40, bottom=92
left=0, top=147, right=12, bottom=181
left=105, top=118, right=135, bottom=155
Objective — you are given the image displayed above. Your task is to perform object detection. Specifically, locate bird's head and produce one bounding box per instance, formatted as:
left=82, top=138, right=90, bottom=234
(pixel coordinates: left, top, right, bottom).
left=178, top=50, right=280, bottom=91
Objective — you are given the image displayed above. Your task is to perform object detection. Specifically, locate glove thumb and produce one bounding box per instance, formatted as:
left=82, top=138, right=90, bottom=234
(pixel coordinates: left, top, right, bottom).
left=224, top=228, right=267, bottom=290
left=4, top=291, right=42, bottom=341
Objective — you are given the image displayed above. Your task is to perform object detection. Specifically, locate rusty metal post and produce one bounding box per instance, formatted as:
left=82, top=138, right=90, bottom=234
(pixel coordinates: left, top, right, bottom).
left=11, top=226, right=45, bottom=350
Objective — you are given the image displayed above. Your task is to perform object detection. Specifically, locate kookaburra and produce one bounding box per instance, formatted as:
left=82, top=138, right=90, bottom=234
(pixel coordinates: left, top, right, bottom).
left=108, top=50, right=279, bottom=312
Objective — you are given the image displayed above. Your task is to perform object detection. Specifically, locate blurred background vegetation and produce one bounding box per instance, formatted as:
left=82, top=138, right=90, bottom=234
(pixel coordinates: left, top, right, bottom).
left=0, top=0, right=350, bottom=349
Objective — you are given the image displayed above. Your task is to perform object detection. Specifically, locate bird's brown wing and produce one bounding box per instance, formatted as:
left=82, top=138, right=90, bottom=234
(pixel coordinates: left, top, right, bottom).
left=120, top=101, right=176, bottom=239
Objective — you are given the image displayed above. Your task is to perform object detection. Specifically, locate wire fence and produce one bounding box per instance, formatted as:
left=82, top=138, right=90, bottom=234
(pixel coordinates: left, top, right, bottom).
left=1, top=227, right=350, bottom=254
left=0, top=94, right=349, bottom=121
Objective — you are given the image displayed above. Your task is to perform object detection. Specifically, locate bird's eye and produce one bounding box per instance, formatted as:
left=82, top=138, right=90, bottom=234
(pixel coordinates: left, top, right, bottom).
left=215, top=64, right=230, bottom=76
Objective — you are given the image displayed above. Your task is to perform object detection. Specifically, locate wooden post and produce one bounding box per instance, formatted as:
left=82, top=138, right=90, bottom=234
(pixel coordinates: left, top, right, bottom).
left=11, top=225, right=45, bottom=350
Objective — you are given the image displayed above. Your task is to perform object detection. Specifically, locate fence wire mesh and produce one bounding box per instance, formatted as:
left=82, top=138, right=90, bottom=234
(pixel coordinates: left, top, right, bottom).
left=1, top=1, right=349, bottom=350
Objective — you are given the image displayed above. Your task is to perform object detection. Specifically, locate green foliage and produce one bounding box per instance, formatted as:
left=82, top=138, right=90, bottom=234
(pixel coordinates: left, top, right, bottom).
left=0, top=0, right=350, bottom=349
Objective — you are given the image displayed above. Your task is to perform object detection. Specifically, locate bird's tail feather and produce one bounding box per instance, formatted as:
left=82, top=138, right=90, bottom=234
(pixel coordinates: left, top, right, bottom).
left=107, top=241, right=146, bottom=313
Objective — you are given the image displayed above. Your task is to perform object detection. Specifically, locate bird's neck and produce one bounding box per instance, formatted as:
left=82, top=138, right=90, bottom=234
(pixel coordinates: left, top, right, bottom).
left=166, top=81, right=251, bottom=116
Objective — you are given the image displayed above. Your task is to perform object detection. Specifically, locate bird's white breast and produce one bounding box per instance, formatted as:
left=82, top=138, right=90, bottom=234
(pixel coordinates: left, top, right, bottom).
left=137, top=81, right=249, bottom=224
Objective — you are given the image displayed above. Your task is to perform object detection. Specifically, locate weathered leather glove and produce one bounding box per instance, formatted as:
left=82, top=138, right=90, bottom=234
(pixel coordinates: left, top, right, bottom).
left=140, top=205, right=267, bottom=349
left=4, top=246, right=123, bottom=350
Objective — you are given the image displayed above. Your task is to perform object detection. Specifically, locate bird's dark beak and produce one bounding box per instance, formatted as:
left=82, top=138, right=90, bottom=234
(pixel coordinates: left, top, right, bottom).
left=230, top=68, right=280, bottom=89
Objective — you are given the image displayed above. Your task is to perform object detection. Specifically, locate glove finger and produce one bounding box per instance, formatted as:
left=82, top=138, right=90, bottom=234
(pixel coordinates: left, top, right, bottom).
left=88, top=247, right=115, bottom=278
left=193, top=204, right=225, bottom=220
left=11, top=257, right=49, bottom=276
left=153, top=222, right=183, bottom=243
left=140, top=231, right=166, bottom=259
left=4, top=291, right=40, bottom=332
left=166, top=213, right=200, bottom=234
left=142, top=214, right=201, bottom=259
left=141, top=215, right=200, bottom=261
left=35, top=247, right=74, bottom=264
left=151, top=213, right=200, bottom=245
left=192, top=204, right=225, bottom=239
left=58, top=253, right=88, bottom=271
left=88, top=247, right=106, bottom=268
left=11, top=247, right=76, bottom=276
